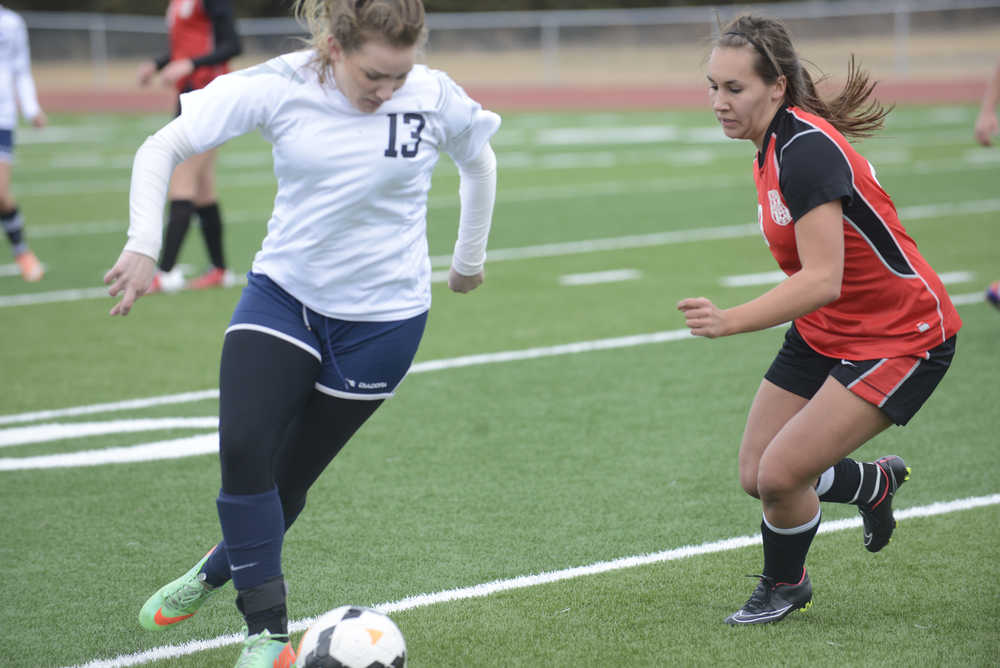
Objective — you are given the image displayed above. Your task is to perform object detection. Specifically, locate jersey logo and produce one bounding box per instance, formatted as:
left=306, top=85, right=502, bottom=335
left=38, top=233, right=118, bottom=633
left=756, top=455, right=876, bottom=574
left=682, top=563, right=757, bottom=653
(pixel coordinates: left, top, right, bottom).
left=767, top=189, right=792, bottom=226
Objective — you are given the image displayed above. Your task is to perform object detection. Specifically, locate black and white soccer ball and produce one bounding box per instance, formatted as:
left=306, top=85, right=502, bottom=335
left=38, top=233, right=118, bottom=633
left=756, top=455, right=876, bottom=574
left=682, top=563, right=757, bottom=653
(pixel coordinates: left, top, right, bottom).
left=295, top=605, right=406, bottom=668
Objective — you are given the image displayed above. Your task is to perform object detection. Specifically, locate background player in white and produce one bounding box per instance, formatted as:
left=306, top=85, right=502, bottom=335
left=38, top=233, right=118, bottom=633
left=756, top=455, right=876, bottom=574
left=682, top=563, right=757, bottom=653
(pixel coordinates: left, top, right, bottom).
left=104, top=1, right=499, bottom=665
left=0, top=4, right=46, bottom=282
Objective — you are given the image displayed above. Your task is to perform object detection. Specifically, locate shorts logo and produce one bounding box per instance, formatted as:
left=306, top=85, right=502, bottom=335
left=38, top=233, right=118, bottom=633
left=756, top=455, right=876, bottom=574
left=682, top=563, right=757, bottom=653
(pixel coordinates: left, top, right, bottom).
left=767, top=189, right=792, bottom=226
left=345, top=378, right=388, bottom=390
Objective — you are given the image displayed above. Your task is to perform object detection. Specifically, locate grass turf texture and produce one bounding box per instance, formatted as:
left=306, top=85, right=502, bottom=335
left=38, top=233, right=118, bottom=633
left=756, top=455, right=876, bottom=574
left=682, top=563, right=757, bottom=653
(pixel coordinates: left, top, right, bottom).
left=0, top=105, right=997, bottom=667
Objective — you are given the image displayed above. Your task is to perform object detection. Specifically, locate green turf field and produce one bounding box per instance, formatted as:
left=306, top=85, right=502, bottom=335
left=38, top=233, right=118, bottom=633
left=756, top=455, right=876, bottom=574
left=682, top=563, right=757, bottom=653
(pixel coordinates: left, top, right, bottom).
left=1, top=105, right=997, bottom=667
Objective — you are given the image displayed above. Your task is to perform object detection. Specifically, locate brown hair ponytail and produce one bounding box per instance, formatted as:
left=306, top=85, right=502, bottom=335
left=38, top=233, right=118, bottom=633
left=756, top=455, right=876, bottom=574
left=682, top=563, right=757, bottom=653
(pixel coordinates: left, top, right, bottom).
left=717, top=15, right=891, bottom=140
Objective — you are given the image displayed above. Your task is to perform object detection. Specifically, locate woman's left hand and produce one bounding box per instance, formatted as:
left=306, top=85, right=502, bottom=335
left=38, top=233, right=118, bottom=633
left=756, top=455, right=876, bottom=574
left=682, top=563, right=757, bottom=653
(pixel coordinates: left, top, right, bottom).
left=104, top=250, right=157, bottom=316
left=448, top=268, right=484, bottom=294
left=677, top=297, right=729, bottom=338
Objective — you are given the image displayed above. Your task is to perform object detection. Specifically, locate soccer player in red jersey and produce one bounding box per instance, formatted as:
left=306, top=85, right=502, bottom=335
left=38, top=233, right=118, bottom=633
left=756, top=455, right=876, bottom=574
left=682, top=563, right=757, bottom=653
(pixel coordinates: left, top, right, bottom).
left=136, top=0, right=242, bottom=292
left=677, top=14, right=962, bottom=625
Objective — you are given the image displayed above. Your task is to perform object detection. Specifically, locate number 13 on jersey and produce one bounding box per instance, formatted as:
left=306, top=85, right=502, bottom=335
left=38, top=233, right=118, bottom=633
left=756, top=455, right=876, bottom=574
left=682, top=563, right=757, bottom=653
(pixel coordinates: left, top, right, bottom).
left=384, top=113, right=425, bottom=158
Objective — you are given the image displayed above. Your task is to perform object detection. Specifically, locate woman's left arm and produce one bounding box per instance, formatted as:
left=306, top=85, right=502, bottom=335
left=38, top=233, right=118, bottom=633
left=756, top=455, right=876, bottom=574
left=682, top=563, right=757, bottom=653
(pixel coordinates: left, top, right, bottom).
left=678, top=199, right=844, bottom=338
left=448, top=143, right=497, bottom=294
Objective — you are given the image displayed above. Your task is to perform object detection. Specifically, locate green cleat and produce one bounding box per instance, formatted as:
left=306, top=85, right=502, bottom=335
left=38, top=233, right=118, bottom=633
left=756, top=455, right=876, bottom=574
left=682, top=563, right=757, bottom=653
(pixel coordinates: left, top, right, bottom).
left=139, top=547, right=221, bottom=631
left=235, top=630, right=296, bottom=668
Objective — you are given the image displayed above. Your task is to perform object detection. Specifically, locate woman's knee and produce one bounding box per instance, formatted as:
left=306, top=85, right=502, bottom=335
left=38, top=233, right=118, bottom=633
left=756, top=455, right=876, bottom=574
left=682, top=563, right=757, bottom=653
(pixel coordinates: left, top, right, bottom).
left=755, top=464, right=807, bottom=505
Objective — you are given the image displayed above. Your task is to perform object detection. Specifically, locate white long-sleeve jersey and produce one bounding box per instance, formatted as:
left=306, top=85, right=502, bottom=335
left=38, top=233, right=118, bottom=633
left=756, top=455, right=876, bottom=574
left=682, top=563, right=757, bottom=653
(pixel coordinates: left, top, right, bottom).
left=127, top=50, right=500, bottom=321
left=0, top=6, right=41, bottom=128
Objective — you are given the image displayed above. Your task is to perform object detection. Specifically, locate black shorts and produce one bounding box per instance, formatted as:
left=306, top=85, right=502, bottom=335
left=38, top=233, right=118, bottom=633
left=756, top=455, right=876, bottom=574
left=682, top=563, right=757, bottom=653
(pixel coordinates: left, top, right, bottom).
left=764, top=325, right=957, bottom=426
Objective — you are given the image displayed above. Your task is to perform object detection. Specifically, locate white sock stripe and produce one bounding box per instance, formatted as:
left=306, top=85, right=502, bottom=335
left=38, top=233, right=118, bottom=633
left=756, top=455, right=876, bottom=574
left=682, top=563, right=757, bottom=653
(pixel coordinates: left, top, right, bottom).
left=867, top=462, right=887, bottom=504
left=815, top=467, right=835, bottom=496
left=849, top=461, right=864, bottom=504
left=761, top=508, right=821, bottom=535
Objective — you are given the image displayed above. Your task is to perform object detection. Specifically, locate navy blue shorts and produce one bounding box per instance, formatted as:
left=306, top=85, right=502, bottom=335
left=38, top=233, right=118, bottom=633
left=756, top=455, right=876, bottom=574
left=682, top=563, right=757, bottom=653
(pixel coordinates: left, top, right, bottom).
left=0, top=128, right=13, bottom=162
left=764, top=324, right=957, bottom=426
left=227, top=273, right=427, bottom=400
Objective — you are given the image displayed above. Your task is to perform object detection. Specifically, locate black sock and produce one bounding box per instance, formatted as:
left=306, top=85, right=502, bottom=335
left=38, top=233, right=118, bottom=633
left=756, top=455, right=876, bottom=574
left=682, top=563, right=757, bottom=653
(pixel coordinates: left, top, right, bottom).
left=761, top=510, right=820, bottom=584
left=816, top=458, right=886, bottom=505
left=236, top=575, right=288, bottom=637
left=159, top=199, right=195, bottom=272
left=1, top=207, right=27, bottom=256
left=196, top=202, right=226, bottom=269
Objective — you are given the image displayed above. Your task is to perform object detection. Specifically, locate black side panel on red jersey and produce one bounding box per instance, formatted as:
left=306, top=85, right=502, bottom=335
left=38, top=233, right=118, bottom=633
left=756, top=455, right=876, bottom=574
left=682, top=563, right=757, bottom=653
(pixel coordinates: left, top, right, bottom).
left=842, top=203, right=916, bottom=277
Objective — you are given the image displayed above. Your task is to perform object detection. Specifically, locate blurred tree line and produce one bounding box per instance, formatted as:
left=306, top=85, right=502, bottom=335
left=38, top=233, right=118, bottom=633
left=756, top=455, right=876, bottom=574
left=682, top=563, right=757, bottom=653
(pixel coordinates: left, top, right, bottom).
left=7, top=0, right=772, bottom=16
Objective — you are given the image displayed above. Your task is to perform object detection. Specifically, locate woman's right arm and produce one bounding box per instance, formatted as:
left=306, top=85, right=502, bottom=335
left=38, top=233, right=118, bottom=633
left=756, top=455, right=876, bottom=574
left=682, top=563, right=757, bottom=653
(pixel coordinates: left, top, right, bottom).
left=104, top=119, right=196, bottom=315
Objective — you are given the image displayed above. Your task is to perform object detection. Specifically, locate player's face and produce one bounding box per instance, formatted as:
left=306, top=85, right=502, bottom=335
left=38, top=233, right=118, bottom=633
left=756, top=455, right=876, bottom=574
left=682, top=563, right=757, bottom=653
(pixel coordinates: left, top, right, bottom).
left=707, top=46, right=786, bottom=149
left=329, top=38, right=418, bottom=113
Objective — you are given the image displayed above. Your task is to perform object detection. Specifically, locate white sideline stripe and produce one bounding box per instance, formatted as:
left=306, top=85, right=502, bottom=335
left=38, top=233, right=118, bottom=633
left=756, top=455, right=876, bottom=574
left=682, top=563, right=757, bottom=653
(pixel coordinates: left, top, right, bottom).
left=4, top=195, right=998, bottom=309
left=0, top=288, right=990, bottom=429
left=0, top=418, right=218, bottom=448
left=0, top=223, right=760, bottom=309
left=0, top=286, right=110, bottom=307
left=720, top=269, right=976, bottom=288
left=429, top=223, right=760, bottom=267
left=63, top=493, right=1000, bottom=668
left=0, top=434, right=219, bottom=471
left=0, top=329, right=697, bottom=434
left=0, top=390, right=219, bottom=426
left=559, top=269, right=641, bottom=286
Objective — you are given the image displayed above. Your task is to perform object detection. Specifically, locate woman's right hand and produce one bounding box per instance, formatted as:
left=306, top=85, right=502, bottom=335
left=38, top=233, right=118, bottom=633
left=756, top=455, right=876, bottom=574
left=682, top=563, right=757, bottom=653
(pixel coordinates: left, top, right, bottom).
left=104, top=250, right=156, bottom=316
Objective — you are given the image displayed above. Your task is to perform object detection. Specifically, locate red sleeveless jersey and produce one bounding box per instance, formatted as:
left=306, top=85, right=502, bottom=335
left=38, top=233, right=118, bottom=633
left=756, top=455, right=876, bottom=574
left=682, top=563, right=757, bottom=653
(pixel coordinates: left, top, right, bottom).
left=166, top=0, right=229, bottom=92
left=752, top=106, right=961, bottom=360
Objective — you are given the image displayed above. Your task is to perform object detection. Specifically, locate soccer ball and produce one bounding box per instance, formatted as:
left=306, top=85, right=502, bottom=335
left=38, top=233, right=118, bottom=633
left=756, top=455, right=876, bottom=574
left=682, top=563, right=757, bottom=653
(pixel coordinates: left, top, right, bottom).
left=295, top=605, right=406, bottom=668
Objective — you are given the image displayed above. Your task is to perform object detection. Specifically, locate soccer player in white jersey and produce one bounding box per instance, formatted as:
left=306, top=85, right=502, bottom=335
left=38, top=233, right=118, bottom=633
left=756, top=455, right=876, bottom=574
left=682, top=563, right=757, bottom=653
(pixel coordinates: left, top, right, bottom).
left=104, top=1, right=499, bottom=665
left=0, top=4, right=46, bottom=282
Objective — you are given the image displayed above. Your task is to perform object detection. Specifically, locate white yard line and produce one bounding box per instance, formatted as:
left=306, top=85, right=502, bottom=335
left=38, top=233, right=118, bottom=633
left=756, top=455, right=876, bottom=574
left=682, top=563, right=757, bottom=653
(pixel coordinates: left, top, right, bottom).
left=559, top=269, right=642, bottom=285
left=62, top=493, right=1000, bottom=668
left=0, top=289, right=991, bottom=429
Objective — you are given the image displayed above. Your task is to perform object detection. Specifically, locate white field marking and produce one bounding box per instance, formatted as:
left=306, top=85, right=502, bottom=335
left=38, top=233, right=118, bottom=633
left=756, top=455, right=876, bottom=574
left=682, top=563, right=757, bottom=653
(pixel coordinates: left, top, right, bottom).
left=0, top=290, right=991, bottom=431
left=16, top=176, right=1000, bottom=241
left=0, top=434, right=219, bottom=471
left=720, top=270, right=976, bottom=288
left=62, top=493, right=1000, bottom=668
left=0, top=223, right=760, bottom=309
left=428, top=223, right=760, bottom=267
left=950, top=291, right=991, bottom=306
left=0, top=263, right=22, bottom=277
left=0, top=390, right=219, bottom=427
left=20, top=174, right=741, bottom=240
left=0, top=286, right=110, bottom=307
left=21, top=128, right=1000, bottom=197
left=559, top=269, right=642, bottom=286
left=0, top=329, right=699, bottom=440
left=0, top=417, right=218, bottom=448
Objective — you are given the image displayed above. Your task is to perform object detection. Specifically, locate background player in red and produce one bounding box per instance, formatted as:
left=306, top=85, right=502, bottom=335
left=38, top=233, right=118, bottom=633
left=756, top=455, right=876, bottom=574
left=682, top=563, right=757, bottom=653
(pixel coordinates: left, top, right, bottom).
left=677, top=14, right=961, bottom=625
left=136, top=0, right=242, bottom=292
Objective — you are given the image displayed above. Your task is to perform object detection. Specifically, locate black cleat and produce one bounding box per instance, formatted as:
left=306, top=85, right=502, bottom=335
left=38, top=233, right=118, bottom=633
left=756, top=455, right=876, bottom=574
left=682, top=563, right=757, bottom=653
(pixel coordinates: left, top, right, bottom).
left=858, top=455, right=910, bottom=553
left=725, top=570, right=812, bottom=625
